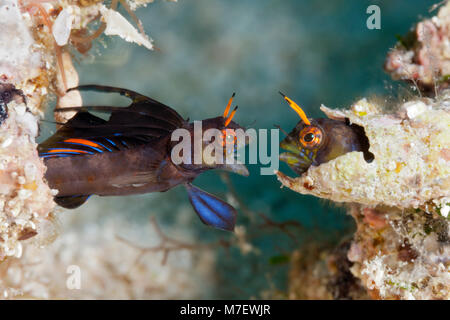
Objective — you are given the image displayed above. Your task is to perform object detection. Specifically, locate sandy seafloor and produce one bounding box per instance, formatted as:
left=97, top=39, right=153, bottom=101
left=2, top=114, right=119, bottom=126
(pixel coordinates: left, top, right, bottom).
left=37, top=0, right=432, bottom=299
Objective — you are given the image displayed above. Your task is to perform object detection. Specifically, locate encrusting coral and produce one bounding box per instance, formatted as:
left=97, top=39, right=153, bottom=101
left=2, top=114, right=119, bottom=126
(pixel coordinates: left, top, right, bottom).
left=385, top=1, right=450, bottom=93
left=348, top=204, right=448, bottom=300
left=0, top=0, right=56, bottom=262
left=0, top=94, right=55, bottom=262
left=288, top=241, right=371, bottom=300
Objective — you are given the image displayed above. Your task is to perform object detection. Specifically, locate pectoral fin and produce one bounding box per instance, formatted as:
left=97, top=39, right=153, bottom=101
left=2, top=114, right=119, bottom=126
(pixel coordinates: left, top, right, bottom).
left=54, top=195, right=91, bottom=209
left=185, top=183, right=237, bottom=232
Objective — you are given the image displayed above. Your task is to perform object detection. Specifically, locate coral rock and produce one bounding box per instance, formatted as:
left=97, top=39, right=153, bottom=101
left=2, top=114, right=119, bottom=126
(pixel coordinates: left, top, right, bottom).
left=278, top=93, right=449, bottom=299
left=277, top=94, right=449, bottom=211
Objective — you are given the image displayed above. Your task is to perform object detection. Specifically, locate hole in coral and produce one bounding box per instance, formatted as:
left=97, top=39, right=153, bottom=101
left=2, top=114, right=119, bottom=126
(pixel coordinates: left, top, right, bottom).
left=345, top=119, right=375, bottom=163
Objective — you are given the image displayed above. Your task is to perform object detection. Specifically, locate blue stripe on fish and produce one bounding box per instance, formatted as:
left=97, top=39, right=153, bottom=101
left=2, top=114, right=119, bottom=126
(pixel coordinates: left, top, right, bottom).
left=40, top=154, right=73, bottom=158
left=93, top=141, right=112, bottom=152
left=105, top=138, right=117, bottom=147
left=40, top=150, right=94, bottom=157
left=59, top=142, right=105, bottom=153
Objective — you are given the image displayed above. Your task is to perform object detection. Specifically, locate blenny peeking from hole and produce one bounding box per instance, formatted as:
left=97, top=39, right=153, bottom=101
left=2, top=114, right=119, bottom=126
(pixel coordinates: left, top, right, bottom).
left=39, top=85, right=248, bottom=232
left=278, top=92, right=374, bottom=176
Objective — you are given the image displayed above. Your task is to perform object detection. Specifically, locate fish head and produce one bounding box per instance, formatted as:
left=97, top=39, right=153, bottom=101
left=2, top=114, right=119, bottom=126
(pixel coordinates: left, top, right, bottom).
left=196, top=113, right=249, bottom=176
left=179, top=93, right=249, bottom=177
left=279, top=93, right=370, bottom=176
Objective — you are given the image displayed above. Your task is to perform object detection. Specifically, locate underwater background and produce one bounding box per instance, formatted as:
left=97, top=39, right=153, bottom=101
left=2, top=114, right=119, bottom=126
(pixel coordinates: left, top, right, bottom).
left=40, top=0, right=432, bottom=298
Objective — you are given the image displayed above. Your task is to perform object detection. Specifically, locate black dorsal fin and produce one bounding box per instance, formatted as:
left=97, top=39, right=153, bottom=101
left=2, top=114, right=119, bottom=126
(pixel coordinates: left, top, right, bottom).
left=39, top=85, right=187, bottom=160
left=65, top=85, right=185, bottom=127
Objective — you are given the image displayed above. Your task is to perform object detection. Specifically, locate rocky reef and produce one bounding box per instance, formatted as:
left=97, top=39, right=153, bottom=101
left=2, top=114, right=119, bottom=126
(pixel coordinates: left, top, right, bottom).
left=279, top=94, right=449, bottom=300
left=277, top=96, right=449, bottom=211
left=0, top=91, right=55, bottom=263
left=385, top=1, right=450, bottom=93
left=278, top=3, right=450, bottom=300
left=0, top=0, right=56, bottom=264
left=287, top=241, right=371, bottom=300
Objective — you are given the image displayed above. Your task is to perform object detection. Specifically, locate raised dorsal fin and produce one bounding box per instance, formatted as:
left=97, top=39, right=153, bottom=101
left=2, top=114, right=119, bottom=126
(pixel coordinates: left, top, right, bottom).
left=64, top=85, right=185, bottom=128
left=39, top=85, right=187, bottom=159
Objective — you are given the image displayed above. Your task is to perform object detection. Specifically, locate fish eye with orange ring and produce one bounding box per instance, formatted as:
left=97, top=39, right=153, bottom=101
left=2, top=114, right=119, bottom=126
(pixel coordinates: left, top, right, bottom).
left=298, top=126, right=323, bottom=149
left=279, top=92, right=324, bottom=148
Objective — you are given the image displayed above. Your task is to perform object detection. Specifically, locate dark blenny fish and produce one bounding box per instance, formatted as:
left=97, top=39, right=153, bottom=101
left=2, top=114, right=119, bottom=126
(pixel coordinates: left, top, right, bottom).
left=39, top=85, right=248, bottom=231
left=278, top=92, right=373, bottom=175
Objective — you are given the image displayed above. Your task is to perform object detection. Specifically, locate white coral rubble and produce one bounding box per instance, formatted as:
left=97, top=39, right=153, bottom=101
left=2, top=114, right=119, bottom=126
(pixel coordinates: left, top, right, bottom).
left=0, top=102, right=55, bottom=261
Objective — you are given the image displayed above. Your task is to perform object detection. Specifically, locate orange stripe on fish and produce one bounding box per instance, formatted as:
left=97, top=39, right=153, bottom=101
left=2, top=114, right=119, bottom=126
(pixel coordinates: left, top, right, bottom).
left=48, top=148, right=89, bottom=154
left=64, top=138, right=102, bottom=148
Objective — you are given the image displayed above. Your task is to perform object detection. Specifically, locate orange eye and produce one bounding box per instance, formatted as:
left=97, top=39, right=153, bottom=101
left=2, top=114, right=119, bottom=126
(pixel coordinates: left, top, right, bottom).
left=221, top=129, right=237, bottom=147
left=299, top=126, right=323, bottom=148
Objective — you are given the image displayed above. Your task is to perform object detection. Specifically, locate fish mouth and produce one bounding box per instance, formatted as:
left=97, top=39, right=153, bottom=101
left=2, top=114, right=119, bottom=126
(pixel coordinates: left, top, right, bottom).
left=219, top=134, right=250, bottom=176
left=201, top=138, right=249, bottom=177
left=279, top=139, right=312, bottom=176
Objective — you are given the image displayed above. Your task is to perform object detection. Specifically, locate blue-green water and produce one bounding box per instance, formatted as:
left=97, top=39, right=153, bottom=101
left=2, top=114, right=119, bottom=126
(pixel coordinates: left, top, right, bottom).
left=45, top=0, right=432, bottom=298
